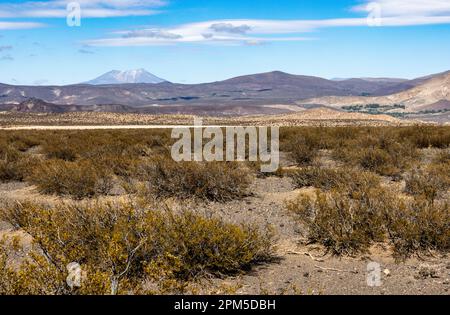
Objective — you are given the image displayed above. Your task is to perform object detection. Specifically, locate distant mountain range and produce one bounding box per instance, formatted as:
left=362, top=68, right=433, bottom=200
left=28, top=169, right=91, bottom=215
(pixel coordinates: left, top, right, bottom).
left=332, top=77, right=408, bottom=83
left=84, top=69, right=167, bottom=85
left=0, top=70, right=449, bottom=121
left=302, top=71, right=450, bottom=112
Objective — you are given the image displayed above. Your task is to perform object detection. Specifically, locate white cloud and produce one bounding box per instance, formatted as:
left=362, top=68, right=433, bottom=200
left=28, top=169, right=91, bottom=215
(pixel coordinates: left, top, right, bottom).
left=0, top=21, right=45, bottom=29
left=0, top=0, right=166, bottom=18
left=122, top=29, right=182, bottom=39
left=87, top=14, right=450, bottom=47
left=209, top=23, right=252, bottom=34
left=77, top=0, right=450, bottom=47
left=85, top=19, right=324, bottom=46
left=354, top=0, right=450, bottom=16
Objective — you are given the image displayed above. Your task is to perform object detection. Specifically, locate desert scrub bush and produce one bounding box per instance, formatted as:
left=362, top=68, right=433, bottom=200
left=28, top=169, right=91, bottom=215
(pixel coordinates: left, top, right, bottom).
left=280, top=127, right=346, bottom=151
left=40, top=129, right=172, bottom=161
left=38, top=130, right=173, bottom=178
left=0, top=200, right=273, bottom=295
left=29, top=159, right=113, bottom=199
left=84, top=144, right=148, bottom=178
left=404, top=162, right=450, bottom=201
left=41, top=136, right=79, bottom=161
left=286, top=188, right=391, bottom=255
left=332, top=135, right=419, bottom=178
left=433, top=149, right=450, bottom=164
left=6, top=133, right=41, bottom=152
left=0, top=156, right=39, bottom=182
left=287, top=185, right=449, bottom=259
left=288, top=141, right=318, bottom=166
left=283, top=134, right=320, bottom=166
left=0, top=239, right=65, bottom=295
left=144, top=156, right=252, bottom=202
left=358, top=147, right=398, bottom=176
left=385, top=198, right=450, bottom=260
left=147, top=210, right=274, bottom=280
left=0, top=146, right=21, bottom=181
left=400, top=126, right=450, bottom=148
left=289, top=166, right=381, bottom=193
left=0, top=144, right=40, bottom=182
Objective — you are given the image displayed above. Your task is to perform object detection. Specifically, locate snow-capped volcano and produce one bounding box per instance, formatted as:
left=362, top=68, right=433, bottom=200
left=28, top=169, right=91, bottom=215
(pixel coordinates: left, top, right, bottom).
left=84, top=69, right=167, bottom=85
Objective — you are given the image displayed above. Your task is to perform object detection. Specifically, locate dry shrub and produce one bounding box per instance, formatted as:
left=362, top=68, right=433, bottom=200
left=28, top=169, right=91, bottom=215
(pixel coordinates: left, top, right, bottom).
left=144, top=156, right=252, bottom=202
left=386, top=198, right=449, bottom=260
left=0, top=147, right=21, bottom=182
left=433, top=149, right=450, bottom=164
left=288, top=187, right=449, bottom=259
left=404, top=162, right=450, bottom=201
left=0, top=241, right=64, bottom=295
left=0, top=145, right=39, bottom=182
left=148, top=210, right=274, bottom=279
left=29, top=159, right=113, bottom=199
left=358, top=148, right=394, bottom=174
left=93, top=153, right=141, bottom=178
left=40, top=130, right=171, bottom=161
left=286, top=188, right=389, bottom=255
left=42, top=139, right=79, bottom=161
left=402, top=126, right=450, bottom=148
left=290, top=166, right=380, bottom=193
left=0, top=132, right=40, bottom=154
left=333, top=136, right=418, bottom=178
left=285, top=136, right=319, bottom=166
left=0, top=200, right=273, bottom=295
left=0, top=157, right=38, bottom=182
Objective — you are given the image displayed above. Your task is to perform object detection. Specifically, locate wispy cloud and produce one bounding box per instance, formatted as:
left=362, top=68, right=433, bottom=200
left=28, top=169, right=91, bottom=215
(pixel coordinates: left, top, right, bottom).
left=84, top=0, right=450, bottom=47
left=354, top=0, right=450, bottom=17
left=85, top=19, right=318, bottom=47
left=0, top=54, right=13, bottom=61
left=33, top=79, right=49, bottom=85
left=33, top=79, right=49, bottom=86
left=0, top=45, right=12, bottom=51
left=78, top=48, right=95, bottom=54
left=209, top=23, right=252, bottom=34
left=0, top=21, right=45, bottom=29
left=0, top=0, right=167, bottom=18
left=121, top=29, right=182, bottom=39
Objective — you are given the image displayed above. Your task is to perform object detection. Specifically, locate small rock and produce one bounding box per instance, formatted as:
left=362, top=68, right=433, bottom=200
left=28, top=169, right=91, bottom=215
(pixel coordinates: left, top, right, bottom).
left=416, top=265, right=439, bottom=279
left=383, top=269, right=391, bottom=277
left=303, top=272, right=309, bottom=278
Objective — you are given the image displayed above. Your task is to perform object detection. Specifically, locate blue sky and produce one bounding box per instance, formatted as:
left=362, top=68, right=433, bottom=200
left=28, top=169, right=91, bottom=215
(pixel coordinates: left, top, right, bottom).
left=0, top=0, right=450, bottom=85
